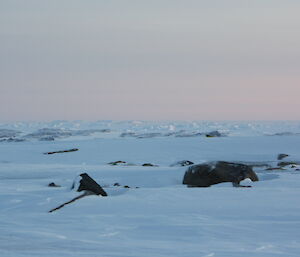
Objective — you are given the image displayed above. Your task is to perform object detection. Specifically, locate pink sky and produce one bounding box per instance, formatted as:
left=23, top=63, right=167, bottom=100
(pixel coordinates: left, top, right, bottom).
left=1, top=1, right=299, bottom=121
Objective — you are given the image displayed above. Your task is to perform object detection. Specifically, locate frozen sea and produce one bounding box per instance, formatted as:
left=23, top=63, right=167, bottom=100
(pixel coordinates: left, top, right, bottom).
left=0, top=120, right=300, bottom=257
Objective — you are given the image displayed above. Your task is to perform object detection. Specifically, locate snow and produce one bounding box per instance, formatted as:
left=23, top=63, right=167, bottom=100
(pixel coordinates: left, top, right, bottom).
left=0, top=121, right=300, bottom=257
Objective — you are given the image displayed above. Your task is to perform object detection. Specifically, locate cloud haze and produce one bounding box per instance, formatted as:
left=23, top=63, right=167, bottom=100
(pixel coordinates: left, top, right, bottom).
left=1, top=0, right=300, bottom=121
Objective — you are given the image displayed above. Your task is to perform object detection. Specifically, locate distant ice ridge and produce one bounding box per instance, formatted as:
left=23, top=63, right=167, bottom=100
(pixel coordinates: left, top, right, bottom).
left=0, top=127, right=112, bottom=142
left=120, top=130, right=225, bottom=139
left=0, top=120, right=299, bottom=142
left=0, top=129, right=21, bottom=138
left=24, top=128, right=111, bottom=141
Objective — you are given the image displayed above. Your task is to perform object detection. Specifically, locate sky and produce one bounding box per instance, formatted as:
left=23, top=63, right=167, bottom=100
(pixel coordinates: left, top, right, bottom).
left=1, top=0, right=300, bottom=121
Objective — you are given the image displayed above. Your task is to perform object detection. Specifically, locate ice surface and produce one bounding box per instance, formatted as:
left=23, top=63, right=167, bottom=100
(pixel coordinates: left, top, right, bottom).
left=0, top=121, right=300, bottom=257
left=0, top=120, right=299, bottom=142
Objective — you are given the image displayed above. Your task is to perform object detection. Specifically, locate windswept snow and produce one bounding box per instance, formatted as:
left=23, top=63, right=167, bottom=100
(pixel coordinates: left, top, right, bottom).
left=0, top=121, right=300, bottom=257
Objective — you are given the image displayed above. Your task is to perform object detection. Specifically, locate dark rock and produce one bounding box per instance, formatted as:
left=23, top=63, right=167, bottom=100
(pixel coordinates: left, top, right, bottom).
left=123, top=185, right=130, bottom=188
left=170, top=160, right=194, bottom=167
left=183, top=161, right=259, bottom=187
left=44, top=148, right=78, bottom=155
left=296, top=169, right=300, bottom=171
left=277, top=154, right=289, bottom=160
left=142, top=163, right=158, bottom=167
left=108, top=161, right=127, bottom=165
left=48, top=182, right=61, bottom=187
left=205, top=131, right=223, bottom=137
left=113, top=183, right=121, bottom=186
left=74, top=173, right=107, bottom=196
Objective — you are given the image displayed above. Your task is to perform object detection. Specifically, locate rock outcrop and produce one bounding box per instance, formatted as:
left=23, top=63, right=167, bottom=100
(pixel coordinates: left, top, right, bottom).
left=183, top=161, right=259, bottom=187
left=75, top=173, right=108, bottom=196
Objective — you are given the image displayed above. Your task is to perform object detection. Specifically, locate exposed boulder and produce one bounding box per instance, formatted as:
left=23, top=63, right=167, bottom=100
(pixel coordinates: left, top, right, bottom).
left=183, top=161, right=259, bottom=187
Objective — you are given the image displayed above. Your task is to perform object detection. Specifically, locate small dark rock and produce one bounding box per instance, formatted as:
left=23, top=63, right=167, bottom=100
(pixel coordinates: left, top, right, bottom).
left=205, top=131, right=224, bottom=137
left=123, top=185, right=130, bottom=188
left=277, top=153, right=289, bottom=160
left=100, top=129, right=111, bottom=133
left=113, top=183, right=121, bottom=187
left=108, top=161, right=127, bottom=165
left=142, top=163, right=158, bottom=167
left=48, top=182, right=61, bottom=187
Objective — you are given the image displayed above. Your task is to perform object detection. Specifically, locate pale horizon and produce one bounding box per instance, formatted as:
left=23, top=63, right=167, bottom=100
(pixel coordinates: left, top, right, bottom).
left=1, top=1, right=300, bottom=121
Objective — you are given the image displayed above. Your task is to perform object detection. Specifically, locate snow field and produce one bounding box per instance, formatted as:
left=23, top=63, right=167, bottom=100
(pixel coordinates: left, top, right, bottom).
left=0, top=121, right=300, bottom=256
